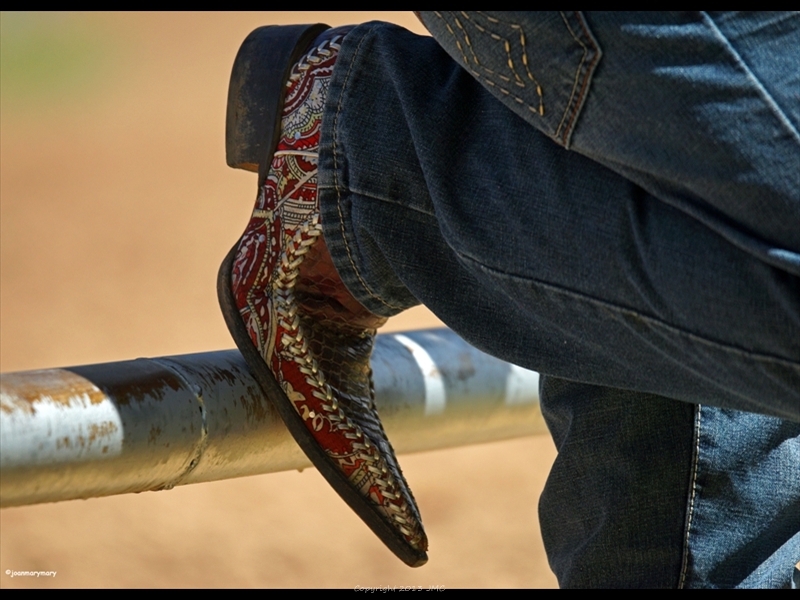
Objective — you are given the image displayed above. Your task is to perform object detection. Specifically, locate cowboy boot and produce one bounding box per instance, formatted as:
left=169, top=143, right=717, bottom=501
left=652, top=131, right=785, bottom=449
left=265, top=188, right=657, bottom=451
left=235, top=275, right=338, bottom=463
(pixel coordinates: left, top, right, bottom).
left=218, top=24, right=428, bottom=567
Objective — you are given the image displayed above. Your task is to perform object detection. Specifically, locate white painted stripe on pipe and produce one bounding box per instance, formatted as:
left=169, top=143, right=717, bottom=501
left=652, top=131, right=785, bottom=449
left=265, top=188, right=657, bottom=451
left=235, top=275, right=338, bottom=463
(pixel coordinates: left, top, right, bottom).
left=394, top=334, right=446, bottom=415
left=504, top=364, right=540, bottom=405
left=0, top=385, right=123, bottom=468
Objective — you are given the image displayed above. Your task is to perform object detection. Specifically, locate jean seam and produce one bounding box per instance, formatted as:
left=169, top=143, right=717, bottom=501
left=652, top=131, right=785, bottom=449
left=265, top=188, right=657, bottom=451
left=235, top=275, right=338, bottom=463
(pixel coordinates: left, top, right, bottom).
left=556, top=12, right=603, bottom=146
left=329, top=24, right=404, bottom=312
left=701, top=12, right=800, bottom=146
left=678, top=404, right=703, bottom=589
left=460, top=252, right=800, bottom=370
left=433, top=11, right=545, bottom=119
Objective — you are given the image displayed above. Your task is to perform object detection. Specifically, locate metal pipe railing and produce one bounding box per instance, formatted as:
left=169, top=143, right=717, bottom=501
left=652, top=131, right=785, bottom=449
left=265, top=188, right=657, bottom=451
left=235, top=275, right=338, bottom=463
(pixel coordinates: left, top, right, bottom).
left=0, top=328, right=546, bottom=508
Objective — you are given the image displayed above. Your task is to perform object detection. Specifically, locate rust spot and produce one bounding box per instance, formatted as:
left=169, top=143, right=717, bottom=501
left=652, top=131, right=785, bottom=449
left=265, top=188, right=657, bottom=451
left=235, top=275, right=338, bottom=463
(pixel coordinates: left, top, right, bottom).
left=0, top=399, right=20, bottom=415
left=0, top=370, right=107, bottom=414
left=235, top=380, right=275, bottom=424
left=148, top=425, right=162, bottom=444
left=68, top=359, right=186, bottom=406
left=456, top=353, right=477, bottom=381
left=87, top=421, right=118, bottom=443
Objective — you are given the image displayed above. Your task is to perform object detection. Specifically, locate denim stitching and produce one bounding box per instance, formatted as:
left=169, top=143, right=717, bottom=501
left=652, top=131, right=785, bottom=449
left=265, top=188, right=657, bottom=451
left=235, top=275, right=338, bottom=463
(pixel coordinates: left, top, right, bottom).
left=434, top=11, right=545, bottom=117
left=449, top=14, right=511, bottom=84
left=464, top=12, right=529, bottom=89
left=554, top=12, right=602, bottom=145
left=461, top=253, right=800, bottom=370
left=329, top=25, right=404, bottom=311
left=458, top=16, right=515, bottom=85
left=678, top=405, right=703, bottom=589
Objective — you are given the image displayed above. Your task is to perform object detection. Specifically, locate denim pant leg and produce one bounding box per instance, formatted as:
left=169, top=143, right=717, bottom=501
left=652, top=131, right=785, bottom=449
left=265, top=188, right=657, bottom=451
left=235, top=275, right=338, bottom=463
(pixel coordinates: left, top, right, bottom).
left=315, top=19, right=800, bottom=588
left=317, top=21, right=800, bottom=419
left=539, top=377, right=800, bottom=588
left=420, top=12, right=800, bottom=272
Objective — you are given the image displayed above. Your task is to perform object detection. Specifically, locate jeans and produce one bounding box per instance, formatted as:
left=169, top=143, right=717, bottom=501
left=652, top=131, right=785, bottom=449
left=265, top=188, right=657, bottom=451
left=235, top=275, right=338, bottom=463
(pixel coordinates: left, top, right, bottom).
left=314, top=12, right=800, bottom=587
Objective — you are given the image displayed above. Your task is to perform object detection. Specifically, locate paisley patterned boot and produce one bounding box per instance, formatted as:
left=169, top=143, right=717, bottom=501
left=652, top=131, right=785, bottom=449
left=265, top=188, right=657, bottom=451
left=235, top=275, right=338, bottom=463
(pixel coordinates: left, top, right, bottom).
left=218, top=24, right=428, bottom=567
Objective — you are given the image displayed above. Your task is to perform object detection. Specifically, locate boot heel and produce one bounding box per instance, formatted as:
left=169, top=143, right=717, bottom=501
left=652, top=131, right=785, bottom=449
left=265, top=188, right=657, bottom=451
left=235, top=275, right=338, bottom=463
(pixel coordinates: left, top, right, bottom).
left=225, top=24, right=329, bottom=178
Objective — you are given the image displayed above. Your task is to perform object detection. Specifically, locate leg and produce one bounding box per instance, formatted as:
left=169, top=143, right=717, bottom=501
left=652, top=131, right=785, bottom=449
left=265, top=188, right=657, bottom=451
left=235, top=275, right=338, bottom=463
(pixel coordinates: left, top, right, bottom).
left=420, top=12, right=800, bottom=271
left=538, top=378, right=800, bottom=588
left=538, top=378, right=695, bottom=588
left=317, top=22, right=800, bottom=420
left=313, top=19, right=799, bottom=587
left=219, top=14, right=799, bottom=578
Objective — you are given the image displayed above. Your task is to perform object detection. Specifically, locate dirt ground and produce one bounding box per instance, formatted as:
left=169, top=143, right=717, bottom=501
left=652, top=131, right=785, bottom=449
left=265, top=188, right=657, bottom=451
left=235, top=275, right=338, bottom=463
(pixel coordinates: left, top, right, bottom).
left=0, top=12, right=558, bottom=588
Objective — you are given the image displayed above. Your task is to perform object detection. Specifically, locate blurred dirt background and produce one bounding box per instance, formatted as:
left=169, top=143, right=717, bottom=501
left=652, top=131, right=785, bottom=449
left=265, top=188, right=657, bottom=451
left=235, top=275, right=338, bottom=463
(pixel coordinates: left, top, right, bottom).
left=0, top=12, right=557, bottom=588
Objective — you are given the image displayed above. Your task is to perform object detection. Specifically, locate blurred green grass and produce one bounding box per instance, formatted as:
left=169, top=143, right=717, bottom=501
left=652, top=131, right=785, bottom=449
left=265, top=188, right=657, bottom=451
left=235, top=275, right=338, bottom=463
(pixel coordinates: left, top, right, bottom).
left=1, top=12, right=117, bottom=109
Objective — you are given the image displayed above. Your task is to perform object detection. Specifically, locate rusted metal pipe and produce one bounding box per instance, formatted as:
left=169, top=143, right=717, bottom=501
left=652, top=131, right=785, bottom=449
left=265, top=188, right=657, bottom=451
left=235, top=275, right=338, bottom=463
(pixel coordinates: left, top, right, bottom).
left=0, top=328, right=545, bottom=508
